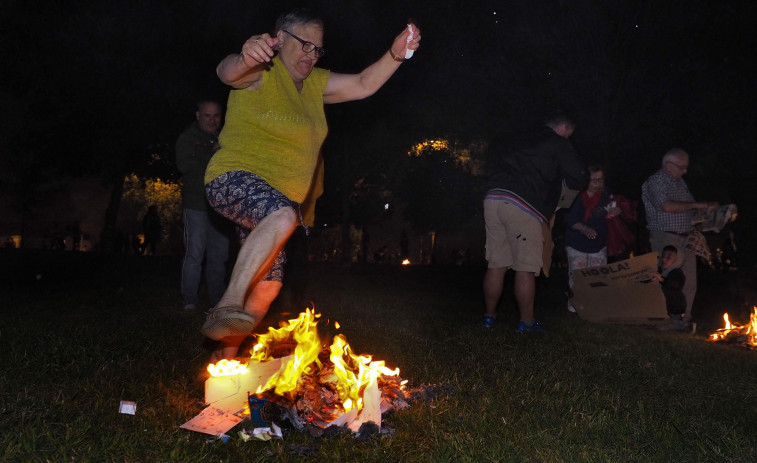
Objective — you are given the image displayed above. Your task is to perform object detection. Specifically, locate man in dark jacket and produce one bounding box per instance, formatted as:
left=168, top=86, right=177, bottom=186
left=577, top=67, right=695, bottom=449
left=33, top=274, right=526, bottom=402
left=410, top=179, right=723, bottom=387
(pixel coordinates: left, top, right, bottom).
left=176, top=100, right=230, bottom=311
left=482, top=112, right=588, bottom=332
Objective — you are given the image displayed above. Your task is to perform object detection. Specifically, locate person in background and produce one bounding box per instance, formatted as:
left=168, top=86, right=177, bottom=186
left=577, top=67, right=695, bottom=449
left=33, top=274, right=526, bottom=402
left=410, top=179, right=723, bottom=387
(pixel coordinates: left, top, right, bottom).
left=141, top=205, right=161, bottom=256
left=200, top=8, right=421, bottom=360
left=641, top=148, right=718, bottom=324
left=176, top=100, right=230, bottom=311
left=482, top=111, right=588, bottom=332
left=655, top=244, right=687, bottom=330
left=564, top=165, right=621, bottom=314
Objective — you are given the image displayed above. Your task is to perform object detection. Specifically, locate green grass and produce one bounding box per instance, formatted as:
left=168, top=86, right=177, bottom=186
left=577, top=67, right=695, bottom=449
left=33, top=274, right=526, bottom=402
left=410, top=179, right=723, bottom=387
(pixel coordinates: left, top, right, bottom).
left=1, top=250, right=756, bottom=462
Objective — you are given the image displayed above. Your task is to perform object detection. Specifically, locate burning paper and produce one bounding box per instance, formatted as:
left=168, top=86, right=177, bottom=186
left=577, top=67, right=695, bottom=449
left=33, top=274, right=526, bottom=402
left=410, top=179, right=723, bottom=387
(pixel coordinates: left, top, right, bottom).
left=247, top=309, right=408, bottom=430
left=184, top=308, right=409, bottom=436
left=707, top=307, right=757, bottom=347
left=204, top=357, right=289, bottom=412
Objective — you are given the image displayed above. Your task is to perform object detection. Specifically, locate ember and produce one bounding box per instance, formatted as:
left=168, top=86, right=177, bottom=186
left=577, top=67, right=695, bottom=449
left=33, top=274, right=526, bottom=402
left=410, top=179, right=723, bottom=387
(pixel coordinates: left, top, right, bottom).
left=207, top=308, right=409, bottom=431
left=707, top=307, right=757, bottom=347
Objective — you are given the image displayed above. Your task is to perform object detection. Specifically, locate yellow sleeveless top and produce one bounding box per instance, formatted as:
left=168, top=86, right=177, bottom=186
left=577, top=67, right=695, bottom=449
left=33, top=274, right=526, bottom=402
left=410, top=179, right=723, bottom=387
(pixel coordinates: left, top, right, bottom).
left=205, top=56, right=330, bottom=203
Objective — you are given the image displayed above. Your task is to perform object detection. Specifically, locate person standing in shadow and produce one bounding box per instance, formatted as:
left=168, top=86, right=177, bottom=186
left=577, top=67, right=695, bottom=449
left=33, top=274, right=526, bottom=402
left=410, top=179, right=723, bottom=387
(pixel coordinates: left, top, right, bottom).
left=176, top=100, right=230, bottom=311
left=141, top=205, right=162, bottom=256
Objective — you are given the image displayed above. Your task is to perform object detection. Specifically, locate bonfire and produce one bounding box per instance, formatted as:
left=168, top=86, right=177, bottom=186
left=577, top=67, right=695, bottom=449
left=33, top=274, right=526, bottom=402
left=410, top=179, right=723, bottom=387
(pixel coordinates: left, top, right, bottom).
left=707, top=307, right=757, bottom=347
left=205, top=308, right=410, bottom=433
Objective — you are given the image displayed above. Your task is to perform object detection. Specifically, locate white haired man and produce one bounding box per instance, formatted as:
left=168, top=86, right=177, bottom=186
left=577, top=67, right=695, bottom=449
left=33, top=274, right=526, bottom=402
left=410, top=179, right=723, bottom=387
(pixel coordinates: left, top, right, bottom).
left=641, top=148, right=718, bottom=327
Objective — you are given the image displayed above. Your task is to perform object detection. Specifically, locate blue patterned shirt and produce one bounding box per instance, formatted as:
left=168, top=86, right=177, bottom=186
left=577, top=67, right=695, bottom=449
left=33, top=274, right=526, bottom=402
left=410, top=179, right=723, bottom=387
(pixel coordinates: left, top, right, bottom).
left=641, top=169, right=695, bottom=234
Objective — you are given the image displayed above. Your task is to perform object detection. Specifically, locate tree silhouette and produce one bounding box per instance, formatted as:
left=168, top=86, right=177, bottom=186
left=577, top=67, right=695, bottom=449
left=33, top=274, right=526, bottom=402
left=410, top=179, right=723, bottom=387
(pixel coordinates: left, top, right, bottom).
left=394, top=140, right=485, bottom=263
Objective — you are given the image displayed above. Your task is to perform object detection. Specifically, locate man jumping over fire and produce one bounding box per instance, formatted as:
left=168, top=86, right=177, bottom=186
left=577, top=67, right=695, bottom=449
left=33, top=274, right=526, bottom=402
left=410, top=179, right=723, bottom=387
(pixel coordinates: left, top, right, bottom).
left=199, top=9, right=421, bottom=359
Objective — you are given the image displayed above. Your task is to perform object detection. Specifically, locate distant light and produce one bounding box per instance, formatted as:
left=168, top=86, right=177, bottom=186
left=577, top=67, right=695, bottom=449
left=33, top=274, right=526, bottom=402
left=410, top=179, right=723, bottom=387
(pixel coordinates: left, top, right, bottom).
left=493, top=11, right=497, bottom=15
left=384, top=203, right=390, bottom=210
left=409, top=139, right=450, bottom=157
left=402, top=259, right=411, bottom=265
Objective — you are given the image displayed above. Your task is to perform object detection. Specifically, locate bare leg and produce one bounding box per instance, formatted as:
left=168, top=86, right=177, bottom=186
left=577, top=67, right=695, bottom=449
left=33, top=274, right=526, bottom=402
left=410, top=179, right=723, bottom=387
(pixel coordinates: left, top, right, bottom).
left=244, top=281, right=283, bottom=321
left=514, top=270, right=536, bottom=323
left=214, top=207, right=297, bottom=311
left=211, top=335, right=246, bottom=362
left=483, top=267, right=508, bottom=317
left=212, top=281, right=284, bottom=360
left=202, top=207, right=296, bottom=342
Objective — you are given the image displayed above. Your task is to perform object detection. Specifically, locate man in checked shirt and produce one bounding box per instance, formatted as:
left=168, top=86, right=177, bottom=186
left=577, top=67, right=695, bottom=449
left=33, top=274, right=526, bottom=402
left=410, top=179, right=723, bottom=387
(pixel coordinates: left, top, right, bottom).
left=642, top=148, right=719, bottom=325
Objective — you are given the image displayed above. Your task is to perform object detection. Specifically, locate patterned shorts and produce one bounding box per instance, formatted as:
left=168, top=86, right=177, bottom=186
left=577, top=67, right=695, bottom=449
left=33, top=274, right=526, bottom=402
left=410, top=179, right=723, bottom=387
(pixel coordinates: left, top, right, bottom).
left=205, top=171, right=293, bottom=282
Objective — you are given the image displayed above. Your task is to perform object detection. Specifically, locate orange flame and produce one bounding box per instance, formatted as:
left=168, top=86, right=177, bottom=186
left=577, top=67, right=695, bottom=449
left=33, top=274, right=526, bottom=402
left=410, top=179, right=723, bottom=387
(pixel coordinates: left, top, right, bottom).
left=214, top=307, right=404, bottom=416
left=207, top=359, right=249, bottom=377
left=329, top=334, right=400, bottom=411
left=250, top=308, right=323, bottom=395
left=708, top=307, right=757, bottom=346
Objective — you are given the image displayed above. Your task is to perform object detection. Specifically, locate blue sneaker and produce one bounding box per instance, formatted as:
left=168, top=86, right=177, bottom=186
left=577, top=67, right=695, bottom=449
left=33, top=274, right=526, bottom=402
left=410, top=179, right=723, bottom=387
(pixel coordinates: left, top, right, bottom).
left=517, top=320, right=545, bottom=333
left=483, top=316, right=496, bottom=328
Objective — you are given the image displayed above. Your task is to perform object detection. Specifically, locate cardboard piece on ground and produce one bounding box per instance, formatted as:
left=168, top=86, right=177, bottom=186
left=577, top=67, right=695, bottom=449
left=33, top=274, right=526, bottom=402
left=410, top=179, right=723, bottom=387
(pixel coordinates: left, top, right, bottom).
left=571, top=252, right=668, bottom=324
left=180, top=406, right=243, bottom=435
left=204, top=356, right=290, bottom=413
left=182, top=356, right=293, bottom=435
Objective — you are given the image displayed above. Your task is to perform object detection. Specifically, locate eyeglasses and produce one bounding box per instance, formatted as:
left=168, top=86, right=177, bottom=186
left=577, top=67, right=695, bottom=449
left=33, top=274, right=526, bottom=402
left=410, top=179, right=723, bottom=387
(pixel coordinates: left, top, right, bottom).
left=589, top=177, right=605, bottom=183
left=665, top=160, right=689, bottom=171
left=283, top=30, right=325, bottom=58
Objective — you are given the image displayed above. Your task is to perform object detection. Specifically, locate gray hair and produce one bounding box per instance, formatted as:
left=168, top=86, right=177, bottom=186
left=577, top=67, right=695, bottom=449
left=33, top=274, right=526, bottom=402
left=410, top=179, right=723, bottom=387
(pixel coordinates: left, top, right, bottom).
left=662, top=148, right=688, bottom=165
left=274, top=8, right=324, bottom=34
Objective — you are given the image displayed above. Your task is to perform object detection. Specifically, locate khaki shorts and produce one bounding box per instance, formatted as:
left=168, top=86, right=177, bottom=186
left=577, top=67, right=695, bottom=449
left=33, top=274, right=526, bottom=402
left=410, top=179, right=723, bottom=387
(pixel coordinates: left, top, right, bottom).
left=484, top=199, right=544, bottom=273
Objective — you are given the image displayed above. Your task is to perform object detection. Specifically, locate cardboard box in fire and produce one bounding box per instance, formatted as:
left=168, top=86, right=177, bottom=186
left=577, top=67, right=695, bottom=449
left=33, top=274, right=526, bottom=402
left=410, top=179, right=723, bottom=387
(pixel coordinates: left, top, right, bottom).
left=571, top=252, right=668, bottom=324
left=180, top=357, right=289, bottom=436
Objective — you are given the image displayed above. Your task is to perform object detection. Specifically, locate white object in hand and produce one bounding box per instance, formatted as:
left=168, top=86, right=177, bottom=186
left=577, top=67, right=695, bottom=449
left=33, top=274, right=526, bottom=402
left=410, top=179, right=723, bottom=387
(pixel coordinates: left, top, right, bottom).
left=405, top=24, right=414, bottom=59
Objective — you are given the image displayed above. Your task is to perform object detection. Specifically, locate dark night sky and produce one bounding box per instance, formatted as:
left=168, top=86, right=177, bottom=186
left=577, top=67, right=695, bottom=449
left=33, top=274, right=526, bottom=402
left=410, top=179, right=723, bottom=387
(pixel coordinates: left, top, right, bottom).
left=2, top=0, right=756, bottom=249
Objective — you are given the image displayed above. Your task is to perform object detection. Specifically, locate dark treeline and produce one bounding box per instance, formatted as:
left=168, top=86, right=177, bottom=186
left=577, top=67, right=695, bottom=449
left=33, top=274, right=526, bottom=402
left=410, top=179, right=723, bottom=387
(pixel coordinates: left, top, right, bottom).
left=2, top=0, right=755, bottom=261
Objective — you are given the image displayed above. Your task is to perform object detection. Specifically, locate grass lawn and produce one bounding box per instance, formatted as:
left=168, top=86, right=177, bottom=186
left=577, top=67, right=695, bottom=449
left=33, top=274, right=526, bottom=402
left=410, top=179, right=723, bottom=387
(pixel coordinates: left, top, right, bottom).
left=1, top=249, right=756, bottom=462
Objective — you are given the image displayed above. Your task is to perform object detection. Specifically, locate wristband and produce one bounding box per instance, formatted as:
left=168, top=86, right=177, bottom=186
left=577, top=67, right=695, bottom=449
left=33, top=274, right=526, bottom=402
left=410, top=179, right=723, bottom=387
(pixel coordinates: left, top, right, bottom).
left=389, top=48, right=405, bottom=62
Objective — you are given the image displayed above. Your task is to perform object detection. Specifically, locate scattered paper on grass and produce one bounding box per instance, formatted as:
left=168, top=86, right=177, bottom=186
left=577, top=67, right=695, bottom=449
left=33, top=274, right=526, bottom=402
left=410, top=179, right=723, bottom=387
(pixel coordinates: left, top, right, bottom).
left=348, top=378, right=381, bottom=432
left=180, top=406, right=243, bottom=436
left=119, top=400, right=136, bottom=415
left=255, top=424, right=283, bottom=441
left=238, top=423, right=283, bottom=442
